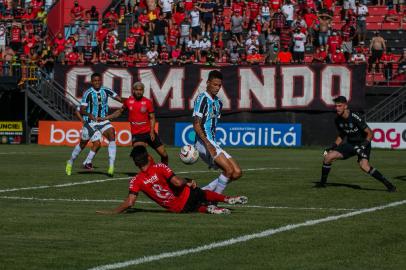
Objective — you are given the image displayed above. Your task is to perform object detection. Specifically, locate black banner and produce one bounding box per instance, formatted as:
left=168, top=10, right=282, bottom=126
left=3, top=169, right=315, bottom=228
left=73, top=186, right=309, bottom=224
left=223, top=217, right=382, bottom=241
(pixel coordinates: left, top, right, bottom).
left=55, top=64, right=366, bottom=116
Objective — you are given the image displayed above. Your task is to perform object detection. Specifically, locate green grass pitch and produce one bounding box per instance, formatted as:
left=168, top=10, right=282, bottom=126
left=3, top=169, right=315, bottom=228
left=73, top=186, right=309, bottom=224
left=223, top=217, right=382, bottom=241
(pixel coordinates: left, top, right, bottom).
left=0, top=145, right=405, bottom=270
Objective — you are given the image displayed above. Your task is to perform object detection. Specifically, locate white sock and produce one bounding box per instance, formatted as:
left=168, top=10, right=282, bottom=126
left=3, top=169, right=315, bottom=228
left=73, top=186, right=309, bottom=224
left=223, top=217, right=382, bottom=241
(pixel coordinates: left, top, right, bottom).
left=108, top=141, right=116, bottom=167
left=83, top=150, right=96, bottom=165
left=202, top=179, right=218, bottom=191
left=69, top=144, right=82, bottom=164
left=214, top=174, right=229, bottom=194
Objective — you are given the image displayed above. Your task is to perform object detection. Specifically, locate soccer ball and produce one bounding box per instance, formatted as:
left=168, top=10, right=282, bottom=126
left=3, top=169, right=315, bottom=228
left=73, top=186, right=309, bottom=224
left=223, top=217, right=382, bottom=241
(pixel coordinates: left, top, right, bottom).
left=179, top=145, right=199, bottom=164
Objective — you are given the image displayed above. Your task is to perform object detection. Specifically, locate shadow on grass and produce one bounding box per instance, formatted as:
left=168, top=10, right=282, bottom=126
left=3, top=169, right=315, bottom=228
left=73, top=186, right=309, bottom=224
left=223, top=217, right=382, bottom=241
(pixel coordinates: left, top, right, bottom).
left=77, top=171, right=108, bottom=175
left=394, top=175, right=406, bottom=181
left=312, top=181, right=385, bottom=191
left=125, top=208, right=171, bottom=214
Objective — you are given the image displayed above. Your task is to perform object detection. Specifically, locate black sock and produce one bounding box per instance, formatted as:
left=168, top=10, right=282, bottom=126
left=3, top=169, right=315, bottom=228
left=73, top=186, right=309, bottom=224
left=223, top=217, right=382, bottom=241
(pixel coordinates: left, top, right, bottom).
left=368, top=167, right=394, bottom=189
left=320, top=162, right=331, bottom=184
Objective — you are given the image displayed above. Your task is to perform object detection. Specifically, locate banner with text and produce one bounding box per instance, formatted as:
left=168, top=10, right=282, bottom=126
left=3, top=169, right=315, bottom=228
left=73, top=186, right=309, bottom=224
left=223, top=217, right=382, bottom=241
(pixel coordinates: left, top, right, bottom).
left=55, top=64, right=366, bottom=115
left=174, top=122, right=301, bottom=147
left=0, top=121, right=24, bottom=144
left=369, top=123, right=406, bottom=149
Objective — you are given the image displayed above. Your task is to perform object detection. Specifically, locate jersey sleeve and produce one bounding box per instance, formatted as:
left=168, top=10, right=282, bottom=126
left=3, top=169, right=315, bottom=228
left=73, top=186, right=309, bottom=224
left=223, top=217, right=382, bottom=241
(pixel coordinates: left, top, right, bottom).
left=157, top=164, right=175, bottom=183
left=81, top=90, right=91, bottom=106
left=105, top=87, right=118, bottom=98
left=193, top=94, right=207, bottom=118
left=128, top=176, right=142, bottom=194
left=352, top=112, right=369, bottom=130
left=147, top=99, right=154, bottom=113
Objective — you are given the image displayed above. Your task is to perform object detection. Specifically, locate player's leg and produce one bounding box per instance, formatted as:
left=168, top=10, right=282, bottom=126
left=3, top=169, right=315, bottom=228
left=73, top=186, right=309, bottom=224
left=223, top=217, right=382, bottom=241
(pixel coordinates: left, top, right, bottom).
left=148, top=132, right=169, bottom=165
left=82, top=136, right=101, bottom=169
left=211, top=153, right=236, bottom=194
left=66, top=139, right=89, bottom=175
left=316, top=144, right=349, bottom=187
left=358, top=149, right=396, bottom=192
left=102, top=124, right=116, bottom=176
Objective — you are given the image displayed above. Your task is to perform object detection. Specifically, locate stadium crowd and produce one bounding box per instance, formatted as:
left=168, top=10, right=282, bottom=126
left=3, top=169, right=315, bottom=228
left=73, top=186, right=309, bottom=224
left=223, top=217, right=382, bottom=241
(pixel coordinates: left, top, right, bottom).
left=0, top=0, right=405, bottom=82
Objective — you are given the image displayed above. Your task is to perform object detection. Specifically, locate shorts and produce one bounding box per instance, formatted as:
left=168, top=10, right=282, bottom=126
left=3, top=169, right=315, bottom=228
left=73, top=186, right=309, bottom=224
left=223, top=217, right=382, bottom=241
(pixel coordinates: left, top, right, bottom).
left=191, top=26, right=202, bottom=36
left=195, top=137, right=232, bottom=169
left=335, top=142, right=371, bottom=162
left=81, top=122, right=102, bottom=141
left=356, top=20, right=366, bottom=34
left=181, top=187, right=208, bottom=213
left=132, top=131, right=163, bottom=149
left=213, top=25, right=224, bottom=33
left=82, top=120, right=113, bottom=140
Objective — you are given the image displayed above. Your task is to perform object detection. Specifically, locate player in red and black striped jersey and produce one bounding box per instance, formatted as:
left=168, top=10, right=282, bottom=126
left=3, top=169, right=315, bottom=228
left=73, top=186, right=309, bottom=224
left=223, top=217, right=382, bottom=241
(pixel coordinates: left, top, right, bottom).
left=316, top=96, right=396, bottom=192
left=96, top=146, right=248, bottom=215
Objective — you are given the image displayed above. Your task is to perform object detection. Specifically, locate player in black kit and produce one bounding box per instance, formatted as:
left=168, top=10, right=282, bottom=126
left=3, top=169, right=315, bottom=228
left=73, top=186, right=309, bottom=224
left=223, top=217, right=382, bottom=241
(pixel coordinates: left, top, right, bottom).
left=316, top=96, right=396, bottom=192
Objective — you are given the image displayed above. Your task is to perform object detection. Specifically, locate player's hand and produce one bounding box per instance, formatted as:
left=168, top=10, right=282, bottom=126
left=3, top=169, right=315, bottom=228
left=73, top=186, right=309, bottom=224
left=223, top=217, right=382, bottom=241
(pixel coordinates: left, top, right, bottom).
left=88, top=114, right=96, bottom=122
left=186, top=180, right=197, bottom=189
left=323, top=144, right=337, bottom=156
left=96, top=117, right=105, bottom=121
left=150, top=131, right=156, bottom=141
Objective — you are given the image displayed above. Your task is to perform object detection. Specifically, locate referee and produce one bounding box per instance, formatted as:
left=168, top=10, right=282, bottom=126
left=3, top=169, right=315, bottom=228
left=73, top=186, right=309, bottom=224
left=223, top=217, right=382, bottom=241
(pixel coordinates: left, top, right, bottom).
left=316, top=96, right=396, bottom=192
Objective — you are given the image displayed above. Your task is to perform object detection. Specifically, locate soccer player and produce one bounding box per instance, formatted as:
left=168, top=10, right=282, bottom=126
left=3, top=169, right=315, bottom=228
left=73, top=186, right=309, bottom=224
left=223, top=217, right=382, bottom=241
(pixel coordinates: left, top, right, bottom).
left=79, top=72, right=122, bottom=176
left=193, top=70, right=242, bottom=194
left=316, top=96, right=396, bottom=192
left=103, top=82, right=169, bottom=164
left=65, top=107, right=102, bottom=176
left=96, top=146, right=248, bottom=215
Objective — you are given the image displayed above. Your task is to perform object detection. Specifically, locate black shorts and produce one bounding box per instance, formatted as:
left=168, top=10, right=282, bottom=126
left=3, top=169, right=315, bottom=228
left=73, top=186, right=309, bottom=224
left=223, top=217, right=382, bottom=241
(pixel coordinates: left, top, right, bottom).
left=181, top=187, right=208, bottom=213
left=132, top=131, right=163, bottom=149
left=335, top=143, right=371, bottom=162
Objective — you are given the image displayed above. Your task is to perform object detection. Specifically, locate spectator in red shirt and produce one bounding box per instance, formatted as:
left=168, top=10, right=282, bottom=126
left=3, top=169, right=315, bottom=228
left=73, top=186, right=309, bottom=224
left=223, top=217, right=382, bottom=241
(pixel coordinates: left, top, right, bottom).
left=232, top=0, right=244, bottom=16
left=65, top=49, right=80, bottom=65
left=22, top=33, right=37, bottom=57
left=105, top=7, right=119, bottom=29
left=53, top=32, right=66, bottom=57
left=104, top=82, right=169, bottom=164
left=167, top=24, right=179, bottom=52
left=96, top=145, right=248, bottom=215
left=9, top=23, right=22, bottom=52
left=327, top=31, right=342, bottom=56
left=381, top=49, right=395, bottom=80
left=330, top=48, right=346, bottom=64
left=277, top=46, right=293, bottom=63
left=159, top=46, right=171, bottom=65
left=70, top=0, right=84, bottom=22
left=172, top=6, right=186, bottom=26
left=96, top=24, right=109, bottom=52
left=313, top=45, right=328, bottom=63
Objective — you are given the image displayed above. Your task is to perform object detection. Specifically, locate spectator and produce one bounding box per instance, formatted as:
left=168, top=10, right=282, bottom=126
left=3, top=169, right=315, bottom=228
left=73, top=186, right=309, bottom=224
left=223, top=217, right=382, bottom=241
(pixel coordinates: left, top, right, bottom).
left=313, top=45, right=328, bottom=63
left=70, top=0, right=84, bottom=24
left=146, top=46, right=158, bottom=66
left=317, top=13, right=331, bottom=47
left=341, top=18, right=356, bottom=61
left=331, top=48, right=346, bottom=64
left=266, top=45, right=279, bottom=64
left=350, top=48, right=367, bottom=64
left=200, top=0, right=216, bottom=37
left=226, top=34, right=242, bottom=55
left=152, top=13, right=168, bottom=50
left=199, top=36, right=211, bottom=59
left=381, top=49, right=395, bottom=80
left=229, top=48, right=240, bottom=65
left=172, top=6, right=185, bottom=26
left=158, top=46, right=171, bottom=64
left=247, top=0, right=260, bottom=27
left=96, top=23, right=109, bottom=53
left=260, top=1, right=271, bottom=23
left=292, top=27, right=306, bottom=63
left=166, top=23, right=179, bottom=52
left=281, top=0, right=295, bottom=27
left=384, top=6, right=399, bottom=23
left=104, top=7, right=119, bottom=29
left=190, top=4, right=201, bottom=39
left=369, top=31, right=386, bottom=73
left=179, top=16, right=191, bottom=47
left=397, top=49, right=406, bottom=74
left=171, top=44, right=182, bottom=64
left=277, top=46, right=293, bottom=63
left=245, top=34, right=259, bottom=54
left=354, top=1, right=368, bottom=43
left=279, top=25, right=292, bottom=49
left=327, top=30, right=342, bottom=57
left=159, top=0, right=174, bottom=19
left=231, top=0, right=244, bottom=17
left=246, top=47, right=263, bottom=64
left=9, top=23, right=22, bottom=52
left=187, top=35, right=200, bottom=62
left=266, top=29, right=280, bottom=52
left=85, top=6, right=99, bottom=38
left=213, top=9, right=225, bottom=42
left=231, top=10, right=244, bottom=43
left=303, top=8, right=319, bottom=45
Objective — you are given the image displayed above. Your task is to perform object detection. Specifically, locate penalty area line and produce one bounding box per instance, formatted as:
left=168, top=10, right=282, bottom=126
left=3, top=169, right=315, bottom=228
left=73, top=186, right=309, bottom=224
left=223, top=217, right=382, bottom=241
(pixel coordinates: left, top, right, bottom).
left=0, top=196, right=357, bottom=211
left=0, top=167, right=297, bottom=194
left=88, top=199, right=406, bottom=270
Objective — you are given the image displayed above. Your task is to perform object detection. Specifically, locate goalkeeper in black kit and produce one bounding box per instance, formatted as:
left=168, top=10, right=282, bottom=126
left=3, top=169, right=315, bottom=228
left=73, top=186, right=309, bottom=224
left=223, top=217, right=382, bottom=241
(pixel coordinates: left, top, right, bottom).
left=315, top=96, right=396, bottom=192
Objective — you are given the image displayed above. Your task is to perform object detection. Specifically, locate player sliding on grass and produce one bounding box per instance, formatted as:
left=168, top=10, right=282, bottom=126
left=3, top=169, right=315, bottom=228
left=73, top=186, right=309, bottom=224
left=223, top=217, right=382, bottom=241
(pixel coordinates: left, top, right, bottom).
left=96, top=146, right=248, bottom=215
left=316, top=96, right=396, bottom=192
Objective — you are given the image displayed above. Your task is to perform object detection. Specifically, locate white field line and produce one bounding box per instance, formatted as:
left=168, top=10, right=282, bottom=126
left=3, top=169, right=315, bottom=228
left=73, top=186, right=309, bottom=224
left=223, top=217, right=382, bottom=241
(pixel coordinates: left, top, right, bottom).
left=0, top=167, right=296, bottom=194
left=88, top=199, right=406, bottom=270
left=0, top=152, right=37, bottom=155
left=0, top=196, right=358, bottom=211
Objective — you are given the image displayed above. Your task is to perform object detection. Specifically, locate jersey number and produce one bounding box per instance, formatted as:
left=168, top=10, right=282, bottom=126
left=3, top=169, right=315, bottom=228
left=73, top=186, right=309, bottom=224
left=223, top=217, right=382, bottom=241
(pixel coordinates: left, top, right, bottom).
left=152, top=184, right=171, bottom=199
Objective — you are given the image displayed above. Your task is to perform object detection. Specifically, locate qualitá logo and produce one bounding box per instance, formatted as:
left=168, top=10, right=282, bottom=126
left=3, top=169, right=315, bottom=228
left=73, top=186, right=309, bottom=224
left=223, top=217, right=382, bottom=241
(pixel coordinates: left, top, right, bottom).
left=175, top=123, right=301, bottom=147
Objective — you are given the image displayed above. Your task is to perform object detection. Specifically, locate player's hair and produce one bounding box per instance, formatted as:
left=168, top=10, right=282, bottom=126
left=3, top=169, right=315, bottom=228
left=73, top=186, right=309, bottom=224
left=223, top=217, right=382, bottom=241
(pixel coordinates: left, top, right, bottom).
left=208, top=70, right=223, bottom=81
left=333, top=96, right=348, bottom=104
left=130, top=146, right=149, bottom=167
left=91, top=73, right=102, bottom=80
left=133, top=81, right=144, bottom=90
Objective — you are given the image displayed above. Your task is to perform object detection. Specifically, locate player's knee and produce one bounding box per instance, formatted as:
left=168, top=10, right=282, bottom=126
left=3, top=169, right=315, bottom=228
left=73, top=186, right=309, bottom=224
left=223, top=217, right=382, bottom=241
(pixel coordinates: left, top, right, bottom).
left=359, top=161, right=370, bottom=172
left=232, top=168, right=242, bottom=180
left=223, top=168, right=234, bottom=179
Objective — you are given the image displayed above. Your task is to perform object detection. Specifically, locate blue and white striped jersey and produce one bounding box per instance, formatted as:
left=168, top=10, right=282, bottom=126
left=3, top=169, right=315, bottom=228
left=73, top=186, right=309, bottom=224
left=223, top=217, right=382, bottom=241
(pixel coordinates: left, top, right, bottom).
left=193, top=91, right=222, bottom=142
left=80, top=87, right=117, bottom=123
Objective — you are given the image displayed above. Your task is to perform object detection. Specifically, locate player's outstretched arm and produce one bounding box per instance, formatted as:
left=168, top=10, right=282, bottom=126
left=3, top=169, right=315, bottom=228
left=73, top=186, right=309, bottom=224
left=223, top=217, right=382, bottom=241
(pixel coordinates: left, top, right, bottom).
left=170, top=175, right=197, bottom=189
left=96, top=194, right=137, bottom=215
left=102, top=107, right=125, bottom=121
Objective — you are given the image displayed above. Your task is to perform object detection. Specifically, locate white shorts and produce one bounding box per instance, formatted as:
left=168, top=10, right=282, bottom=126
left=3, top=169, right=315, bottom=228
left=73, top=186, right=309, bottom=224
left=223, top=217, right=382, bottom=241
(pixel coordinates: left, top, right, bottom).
left=81, top=120, right=113, bottom=141
left=195, top=138, right=232, bottom=169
